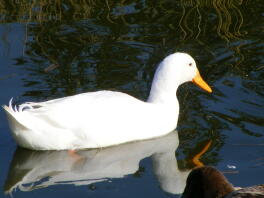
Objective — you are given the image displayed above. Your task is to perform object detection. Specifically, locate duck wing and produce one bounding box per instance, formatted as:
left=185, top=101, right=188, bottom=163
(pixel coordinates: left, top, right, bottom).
left=227, top=185, right=264, bottom=198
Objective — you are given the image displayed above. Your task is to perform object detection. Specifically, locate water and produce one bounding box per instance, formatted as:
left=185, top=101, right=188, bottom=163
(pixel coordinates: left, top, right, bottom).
left=0, top=0, right=263, bottom=197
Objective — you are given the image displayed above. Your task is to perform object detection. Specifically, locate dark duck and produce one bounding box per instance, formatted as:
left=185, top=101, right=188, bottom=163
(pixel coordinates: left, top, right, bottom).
left=182, top=166, right=264, bottom=198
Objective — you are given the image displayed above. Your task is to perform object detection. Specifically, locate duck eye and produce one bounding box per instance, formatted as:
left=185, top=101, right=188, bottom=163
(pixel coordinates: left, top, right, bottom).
left=189, top=63, right=192, bottom=66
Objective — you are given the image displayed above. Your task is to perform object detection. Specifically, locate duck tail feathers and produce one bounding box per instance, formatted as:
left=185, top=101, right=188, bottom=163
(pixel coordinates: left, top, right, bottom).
left=2, top=98, right=29, bottom=131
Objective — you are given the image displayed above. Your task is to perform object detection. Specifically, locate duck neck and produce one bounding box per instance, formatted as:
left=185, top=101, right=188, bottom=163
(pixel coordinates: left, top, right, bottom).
left=147, top=63, right=180, bottom=104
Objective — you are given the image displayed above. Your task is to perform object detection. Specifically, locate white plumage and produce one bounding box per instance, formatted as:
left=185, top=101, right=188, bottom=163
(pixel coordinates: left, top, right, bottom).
left=3, top=53, right=212, bottom=150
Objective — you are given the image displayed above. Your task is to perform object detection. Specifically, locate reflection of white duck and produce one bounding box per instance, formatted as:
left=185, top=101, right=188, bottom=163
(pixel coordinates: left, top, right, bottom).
left=4, top=131, right=191, bottom=194
left=3, top=53, right=212, bottom=150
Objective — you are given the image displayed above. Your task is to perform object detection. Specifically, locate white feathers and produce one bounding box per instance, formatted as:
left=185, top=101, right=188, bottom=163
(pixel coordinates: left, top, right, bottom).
left=7, top=98, right=36, bottom=113
left=2, top=53, right=206, bottom=150
left=18, top=103, right=34, bottom=112
left=9, top=97, right=13, bottom=109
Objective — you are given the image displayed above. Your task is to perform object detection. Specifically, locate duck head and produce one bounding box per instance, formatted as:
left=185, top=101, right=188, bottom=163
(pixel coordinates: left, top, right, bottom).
left=164, top=53, right=212, bottom=92
left=148, top=53, right=212, bottom=103
left=182, top=166, right=235, bottom=198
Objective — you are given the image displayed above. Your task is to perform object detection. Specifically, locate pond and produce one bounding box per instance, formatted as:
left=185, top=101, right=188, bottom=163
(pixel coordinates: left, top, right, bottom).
left=0, top=0, right=263, bottom=197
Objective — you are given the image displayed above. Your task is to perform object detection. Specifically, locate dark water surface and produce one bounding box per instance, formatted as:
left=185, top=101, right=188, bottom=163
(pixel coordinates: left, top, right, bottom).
left=0, top=1, right=263, bottom=197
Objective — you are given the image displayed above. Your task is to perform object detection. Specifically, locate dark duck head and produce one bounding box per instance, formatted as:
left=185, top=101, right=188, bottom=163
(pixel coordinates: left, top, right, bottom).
left=182, top=166, right=264, bottom=198
left=182, top=166, right=234, bottom=198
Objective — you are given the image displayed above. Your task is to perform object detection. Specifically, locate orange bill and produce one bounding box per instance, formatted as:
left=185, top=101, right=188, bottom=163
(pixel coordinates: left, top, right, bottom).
left=192, top=70, right=212, bottom=93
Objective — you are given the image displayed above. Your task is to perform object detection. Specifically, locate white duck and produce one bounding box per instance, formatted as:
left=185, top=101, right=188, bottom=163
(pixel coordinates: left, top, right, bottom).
left=3, top=53, right=212, bottom=150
